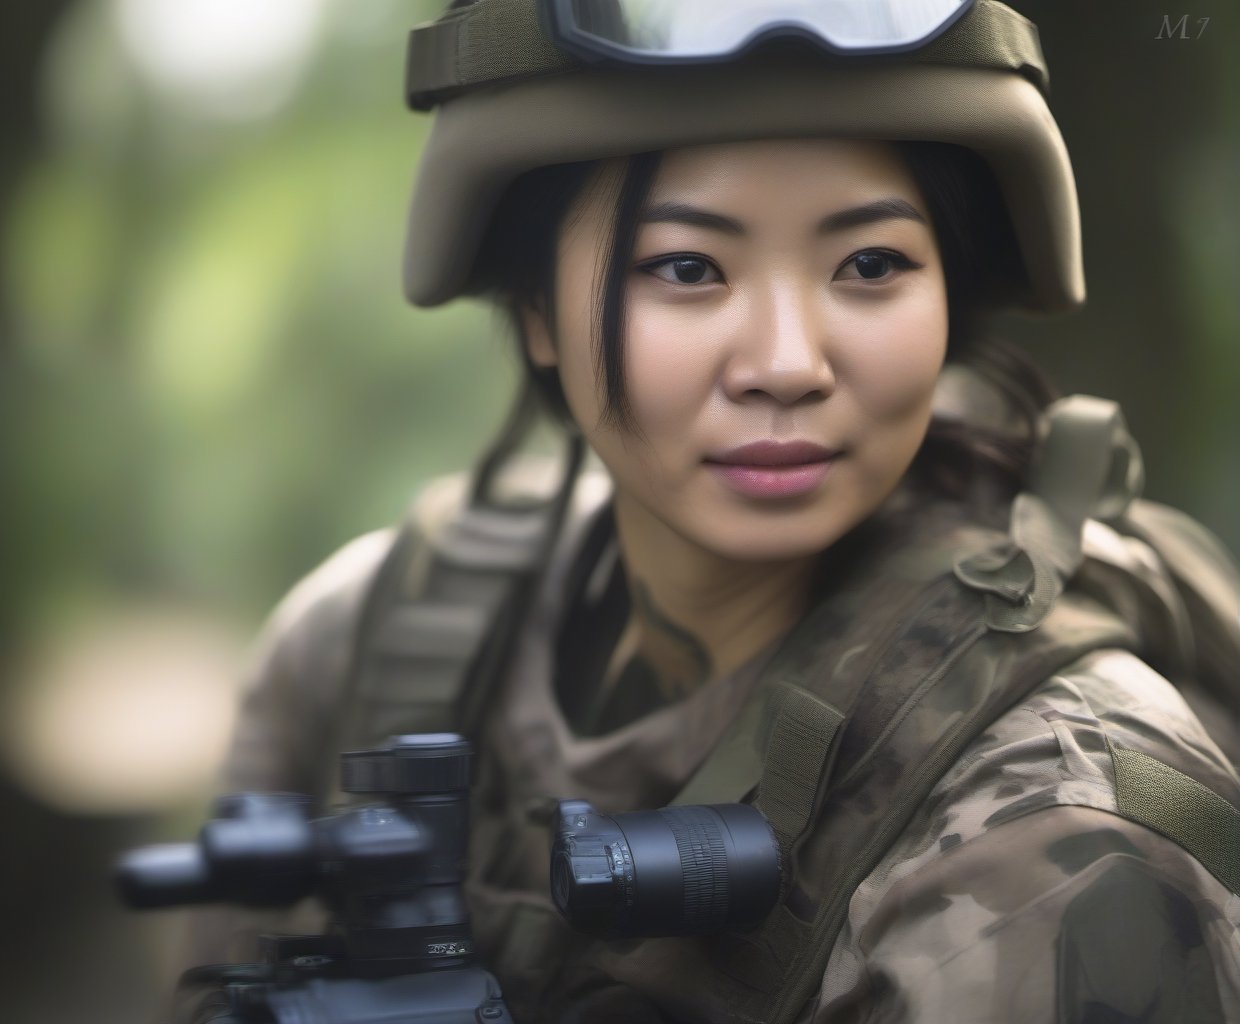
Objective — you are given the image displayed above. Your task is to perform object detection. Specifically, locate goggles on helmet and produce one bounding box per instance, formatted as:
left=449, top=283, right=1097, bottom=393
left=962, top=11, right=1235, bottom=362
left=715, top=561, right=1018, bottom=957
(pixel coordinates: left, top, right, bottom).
left=406, top=0, right=1041, bottom=111
left=544, top=0, right=975, bottom=64
left=401, top=0, right=1078, bottom=314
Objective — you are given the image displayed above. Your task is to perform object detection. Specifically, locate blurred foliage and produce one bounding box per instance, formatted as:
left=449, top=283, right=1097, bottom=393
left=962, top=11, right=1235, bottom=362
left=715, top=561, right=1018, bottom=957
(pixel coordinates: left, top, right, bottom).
left=0, top=3, right=518, bottom=1016
left=4, top=0, right=513, bottom=643
left=1, top=7, right=514, bottom=1014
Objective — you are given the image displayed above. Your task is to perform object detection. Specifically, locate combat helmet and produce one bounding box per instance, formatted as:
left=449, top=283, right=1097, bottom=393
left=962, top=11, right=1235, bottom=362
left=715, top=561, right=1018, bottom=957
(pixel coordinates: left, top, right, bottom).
left=400, top=0, right=1082, bottom=314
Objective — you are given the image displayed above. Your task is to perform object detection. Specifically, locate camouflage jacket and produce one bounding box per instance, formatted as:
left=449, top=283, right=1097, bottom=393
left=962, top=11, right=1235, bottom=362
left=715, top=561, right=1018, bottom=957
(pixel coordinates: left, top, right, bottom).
left=811, top=646, right=1240, bottom=1022
left=195, top=462, right=1240, bottom=1023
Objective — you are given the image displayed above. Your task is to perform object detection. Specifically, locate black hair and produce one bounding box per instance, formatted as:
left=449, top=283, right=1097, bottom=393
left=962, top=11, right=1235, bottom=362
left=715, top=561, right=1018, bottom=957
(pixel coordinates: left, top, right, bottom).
left=473, top=152, right=664, bottom=434
left=472, top=141, right=1056, bottom=493
left=891, top=143, right=1058, bottom=495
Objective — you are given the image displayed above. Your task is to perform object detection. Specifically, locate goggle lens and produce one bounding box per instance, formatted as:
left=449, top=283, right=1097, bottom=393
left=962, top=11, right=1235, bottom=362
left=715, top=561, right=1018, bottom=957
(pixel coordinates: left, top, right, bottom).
left=553, top=0, right=975, bottom=59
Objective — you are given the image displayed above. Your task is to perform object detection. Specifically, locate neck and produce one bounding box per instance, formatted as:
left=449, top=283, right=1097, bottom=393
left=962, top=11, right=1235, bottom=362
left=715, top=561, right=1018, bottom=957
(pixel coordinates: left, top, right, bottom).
left=607, top=490, right=823, bottom=700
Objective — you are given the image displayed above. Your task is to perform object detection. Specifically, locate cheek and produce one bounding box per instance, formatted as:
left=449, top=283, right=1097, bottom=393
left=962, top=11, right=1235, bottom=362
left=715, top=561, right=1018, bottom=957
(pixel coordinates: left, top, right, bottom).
left=622, top=299, right=728, bottom=429
left=835, top=287, right=948, bottom=417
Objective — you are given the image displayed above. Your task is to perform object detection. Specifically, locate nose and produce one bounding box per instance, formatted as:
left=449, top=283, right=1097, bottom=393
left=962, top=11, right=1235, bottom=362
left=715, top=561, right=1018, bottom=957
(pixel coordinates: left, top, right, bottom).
left=721, top=282, right=836, bottom=407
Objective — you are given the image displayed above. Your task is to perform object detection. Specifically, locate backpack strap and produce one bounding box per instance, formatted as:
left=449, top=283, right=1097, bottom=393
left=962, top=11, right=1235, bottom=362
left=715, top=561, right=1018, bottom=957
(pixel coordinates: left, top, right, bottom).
left=1107, top=736, right=1240, bottom=895
left=340, top=495, right=558, bottom=740
left=326, top=388, right=589, bottom=773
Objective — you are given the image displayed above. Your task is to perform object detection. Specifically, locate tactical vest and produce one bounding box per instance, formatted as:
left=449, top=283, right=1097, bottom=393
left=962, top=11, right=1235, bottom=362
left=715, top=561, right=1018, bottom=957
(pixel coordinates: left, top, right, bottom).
left=325, top=394, right=1240, bottom=1024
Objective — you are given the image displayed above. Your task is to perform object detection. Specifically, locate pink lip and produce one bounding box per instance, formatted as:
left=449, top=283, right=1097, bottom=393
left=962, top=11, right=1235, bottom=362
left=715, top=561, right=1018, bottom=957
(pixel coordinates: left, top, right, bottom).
left=704, top=440, right=839, bottom=499
left=706, top=440, right=838, bottom=467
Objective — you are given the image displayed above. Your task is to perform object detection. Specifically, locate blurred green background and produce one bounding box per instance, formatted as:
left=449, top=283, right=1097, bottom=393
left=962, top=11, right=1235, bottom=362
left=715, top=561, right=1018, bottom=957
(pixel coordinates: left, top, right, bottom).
left=0, top=1, right=1236, bottom=1021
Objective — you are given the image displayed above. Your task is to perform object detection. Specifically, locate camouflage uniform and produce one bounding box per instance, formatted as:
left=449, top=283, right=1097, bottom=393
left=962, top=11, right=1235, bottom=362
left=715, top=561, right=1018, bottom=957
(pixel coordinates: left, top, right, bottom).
left=198, top=458, right=1240, bottom=1023
left=813, top=648, right=1240, bottom=1022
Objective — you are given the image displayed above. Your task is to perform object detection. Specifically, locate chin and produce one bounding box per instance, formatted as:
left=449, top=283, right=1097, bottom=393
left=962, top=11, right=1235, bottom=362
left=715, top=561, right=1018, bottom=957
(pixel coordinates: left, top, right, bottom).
left=689, top=509, right=854, bottom=565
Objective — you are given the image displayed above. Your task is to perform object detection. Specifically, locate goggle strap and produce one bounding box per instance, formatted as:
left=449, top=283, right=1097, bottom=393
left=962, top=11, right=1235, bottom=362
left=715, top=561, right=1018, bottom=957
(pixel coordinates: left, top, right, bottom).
left=407, top=0, right=578, bottom=111
left=915, top=3, right=1047, bottom=94
left=407, top=0, right=1047, bottom=111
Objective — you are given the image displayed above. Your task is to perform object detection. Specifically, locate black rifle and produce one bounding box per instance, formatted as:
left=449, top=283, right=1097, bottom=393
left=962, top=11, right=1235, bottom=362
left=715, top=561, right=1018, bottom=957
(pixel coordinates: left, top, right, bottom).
left=117, top=732, right=785, bottom=1023
left=117, top=734, right=512, bottom=1024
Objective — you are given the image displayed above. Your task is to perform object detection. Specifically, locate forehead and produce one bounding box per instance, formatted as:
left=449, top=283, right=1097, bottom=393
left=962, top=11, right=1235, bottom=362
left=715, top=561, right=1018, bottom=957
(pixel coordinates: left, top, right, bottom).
left=562, top=137, right=931, bottom=257
left=649, top=138, right=923, bottom=206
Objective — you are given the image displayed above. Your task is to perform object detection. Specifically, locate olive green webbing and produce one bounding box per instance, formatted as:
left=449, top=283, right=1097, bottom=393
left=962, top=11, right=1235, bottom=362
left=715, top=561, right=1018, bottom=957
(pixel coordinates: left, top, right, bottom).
left=671, top=694, right=767, bottom=809
left=728, top=691, right=843, bottom=998
left=407, top=0, right=580, bottom=109
left=406, top=0, right=1048, bottom=109
left=1109, top=741, right=1240, bottom=896
left=671, top=673, right=845, bottom=812
left=916, top=0, right=1046, bottom=92
left=755, top=687, right=846, bottom=858
left=330, top=396, right=586, bottom=779
left=678, top=686, right=842, bottom=1007
left=767, top=624, right=987, bottom=1019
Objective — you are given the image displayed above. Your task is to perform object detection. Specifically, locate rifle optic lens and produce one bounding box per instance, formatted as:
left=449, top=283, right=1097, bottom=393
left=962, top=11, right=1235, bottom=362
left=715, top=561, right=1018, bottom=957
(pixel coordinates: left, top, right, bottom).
left=550, top=801, right=781, bottom=937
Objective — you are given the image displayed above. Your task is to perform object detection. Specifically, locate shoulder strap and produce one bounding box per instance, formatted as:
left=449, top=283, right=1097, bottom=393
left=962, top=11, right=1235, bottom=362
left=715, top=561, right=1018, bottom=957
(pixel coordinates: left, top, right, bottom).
left=326, top=391, right=590, bottom=781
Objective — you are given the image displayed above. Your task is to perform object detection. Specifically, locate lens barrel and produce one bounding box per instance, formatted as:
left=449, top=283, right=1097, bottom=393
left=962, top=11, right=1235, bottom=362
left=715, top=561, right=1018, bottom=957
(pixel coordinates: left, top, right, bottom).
left=551, top=801, right=781, bottom=937
left=341, top=733, right=474, bottom=795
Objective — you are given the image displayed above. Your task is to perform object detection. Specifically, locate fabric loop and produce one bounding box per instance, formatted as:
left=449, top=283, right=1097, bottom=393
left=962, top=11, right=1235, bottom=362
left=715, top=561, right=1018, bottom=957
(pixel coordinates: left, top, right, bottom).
left=753, top=685, right=845, bottom=857
left=1030, top=395, right=1143, bottom=527
left=956, top=395, right=1145, bottom=633
left=953, top=541, right=1035, bottom=603
left=407, top=0, right=581, bottom=109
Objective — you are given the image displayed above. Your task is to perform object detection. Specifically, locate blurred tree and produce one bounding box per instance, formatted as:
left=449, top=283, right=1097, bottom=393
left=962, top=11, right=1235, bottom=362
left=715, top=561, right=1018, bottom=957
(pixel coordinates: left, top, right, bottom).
left=1, top=4, right=511, bottom=1021
left=1, top=8, right=145, bottom=1024
left=0, top=0, right=76, bottom=680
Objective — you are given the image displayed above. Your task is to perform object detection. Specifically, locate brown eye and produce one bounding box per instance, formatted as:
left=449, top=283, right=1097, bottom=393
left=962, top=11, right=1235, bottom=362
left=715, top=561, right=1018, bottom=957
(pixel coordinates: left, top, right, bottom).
left=835, top=248, right=921, bottom=283
left=854, top=252, right=890, bottom=279
left=672, top=258, right=708, bottom=283
left=644, top=255, right=721, bottom=285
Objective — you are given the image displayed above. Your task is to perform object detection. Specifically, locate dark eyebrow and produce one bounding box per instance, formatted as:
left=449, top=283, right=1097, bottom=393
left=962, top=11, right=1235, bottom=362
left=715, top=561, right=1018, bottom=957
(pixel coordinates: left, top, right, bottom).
left=818, top=197, right=926, bottom=233
left=638, top=196, right=927, bottom=236
left=640, top=202, right=744, bottom=235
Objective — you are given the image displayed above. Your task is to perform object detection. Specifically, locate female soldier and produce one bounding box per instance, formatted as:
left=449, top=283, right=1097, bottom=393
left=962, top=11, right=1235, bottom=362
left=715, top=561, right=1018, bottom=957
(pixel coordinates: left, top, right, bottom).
left=210, top=1, right=1240, bottom=1020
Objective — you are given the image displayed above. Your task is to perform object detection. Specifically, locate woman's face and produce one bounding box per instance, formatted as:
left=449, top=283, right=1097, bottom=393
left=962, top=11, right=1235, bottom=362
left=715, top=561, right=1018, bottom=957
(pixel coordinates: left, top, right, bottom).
left=524, top=138, right=949, bottom=564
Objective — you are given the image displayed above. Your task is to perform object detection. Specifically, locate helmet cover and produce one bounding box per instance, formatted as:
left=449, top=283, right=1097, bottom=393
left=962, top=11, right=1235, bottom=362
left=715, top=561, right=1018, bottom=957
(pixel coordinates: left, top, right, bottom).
left=402, top=0, right=1082, bottom=314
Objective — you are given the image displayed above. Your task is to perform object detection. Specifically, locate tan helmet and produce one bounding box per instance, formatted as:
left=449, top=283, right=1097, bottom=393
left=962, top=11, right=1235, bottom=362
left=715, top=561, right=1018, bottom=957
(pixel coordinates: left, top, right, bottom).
left=401, top=0, right=1082, bottom=314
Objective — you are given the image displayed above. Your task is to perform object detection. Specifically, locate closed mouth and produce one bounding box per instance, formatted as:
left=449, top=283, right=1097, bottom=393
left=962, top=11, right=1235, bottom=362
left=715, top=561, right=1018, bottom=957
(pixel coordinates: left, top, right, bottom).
left=705, top=439, right=838, bottom=467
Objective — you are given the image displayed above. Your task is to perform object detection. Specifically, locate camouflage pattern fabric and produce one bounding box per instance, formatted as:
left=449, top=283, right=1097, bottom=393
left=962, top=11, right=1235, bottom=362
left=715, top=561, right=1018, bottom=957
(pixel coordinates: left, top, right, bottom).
left=811, top=647, right=1240, bottom=1022
left=180, top=472, right=1240, bottom=1022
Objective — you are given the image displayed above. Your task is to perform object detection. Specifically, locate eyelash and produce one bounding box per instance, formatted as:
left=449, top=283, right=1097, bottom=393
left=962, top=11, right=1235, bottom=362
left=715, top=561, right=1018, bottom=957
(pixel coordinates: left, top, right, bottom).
left=638, top=248, right=923, bottom=286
